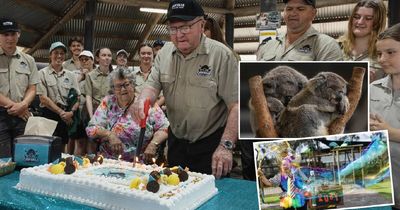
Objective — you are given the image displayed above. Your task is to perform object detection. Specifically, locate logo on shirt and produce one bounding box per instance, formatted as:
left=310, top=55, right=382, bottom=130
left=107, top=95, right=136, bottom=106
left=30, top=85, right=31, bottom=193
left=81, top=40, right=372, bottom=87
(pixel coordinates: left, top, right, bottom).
left=19, top=61, right=27, bottom=69
left=197, top=65, right=212, bottom=77
left=298, top=44, right=312, bottom=53
left=64, top=78, right=70, bottom=84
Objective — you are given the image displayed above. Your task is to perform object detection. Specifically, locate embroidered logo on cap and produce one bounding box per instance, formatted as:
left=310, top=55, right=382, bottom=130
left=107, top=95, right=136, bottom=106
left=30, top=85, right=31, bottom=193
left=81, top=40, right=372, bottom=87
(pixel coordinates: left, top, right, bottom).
left=197, top=65, right=212, bottom=76
left=2, top=21, right=13, bottom=26
left=298, top=44, right=312, bottom=53
left=172, top=3, right=185, bottom=9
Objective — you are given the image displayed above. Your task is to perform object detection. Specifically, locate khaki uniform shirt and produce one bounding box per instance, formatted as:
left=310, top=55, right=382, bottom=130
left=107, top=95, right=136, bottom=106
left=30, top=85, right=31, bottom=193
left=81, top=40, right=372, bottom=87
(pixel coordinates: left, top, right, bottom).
left=343, top=50, right=386, bottom=81
left=146, top=35, right=238, bottom=142
left=369, top=75, right=400, bottom=207
left=37, top=66, right=80, bottom=106
left=257, top=26, right=343, bottom=61
left=0, top=48, right=39, bottom=102
left=63, top=58, right=79, bottom=71
left=370, top=75, right=400, bottom=128
left=84, top=67, right=110, bottom=104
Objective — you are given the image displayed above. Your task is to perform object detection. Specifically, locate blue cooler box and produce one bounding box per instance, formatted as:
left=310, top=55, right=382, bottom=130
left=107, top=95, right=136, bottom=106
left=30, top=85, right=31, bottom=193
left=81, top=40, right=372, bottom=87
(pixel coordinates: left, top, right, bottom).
left=13, top=135, right=62, bottom=167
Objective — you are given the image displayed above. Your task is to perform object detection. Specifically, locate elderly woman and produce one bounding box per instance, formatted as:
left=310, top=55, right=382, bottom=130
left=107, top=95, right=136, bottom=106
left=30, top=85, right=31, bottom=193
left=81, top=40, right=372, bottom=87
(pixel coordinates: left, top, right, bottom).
left=37, top=41, right=80, bottom=152
left=86, top=68, right=169, bottom=162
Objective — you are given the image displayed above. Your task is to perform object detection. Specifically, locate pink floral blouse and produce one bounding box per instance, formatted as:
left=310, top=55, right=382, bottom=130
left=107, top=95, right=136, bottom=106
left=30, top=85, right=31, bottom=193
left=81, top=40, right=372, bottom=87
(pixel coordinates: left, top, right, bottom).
left=86, top=95, right=169, bottom=160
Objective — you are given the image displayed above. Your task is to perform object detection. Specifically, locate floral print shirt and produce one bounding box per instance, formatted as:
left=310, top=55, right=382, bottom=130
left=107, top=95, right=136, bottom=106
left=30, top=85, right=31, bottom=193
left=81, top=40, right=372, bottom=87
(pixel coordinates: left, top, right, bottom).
left=86, top=94, right=169, bottom=160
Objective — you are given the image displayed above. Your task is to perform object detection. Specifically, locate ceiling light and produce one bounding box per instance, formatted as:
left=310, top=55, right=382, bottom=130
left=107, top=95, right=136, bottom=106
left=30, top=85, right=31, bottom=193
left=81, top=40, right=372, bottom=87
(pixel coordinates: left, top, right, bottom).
left=140, top=7, right=167, bottom=14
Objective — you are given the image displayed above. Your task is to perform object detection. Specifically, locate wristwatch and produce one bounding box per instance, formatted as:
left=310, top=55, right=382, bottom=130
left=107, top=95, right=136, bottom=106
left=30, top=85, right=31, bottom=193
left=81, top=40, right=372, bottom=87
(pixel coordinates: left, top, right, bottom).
left=220, top=140, right=235, bottom=151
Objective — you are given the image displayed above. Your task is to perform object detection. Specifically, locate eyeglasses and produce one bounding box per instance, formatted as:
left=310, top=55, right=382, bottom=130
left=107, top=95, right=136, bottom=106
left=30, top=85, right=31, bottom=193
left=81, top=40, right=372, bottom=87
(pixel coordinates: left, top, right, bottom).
left=113, top=82, right=131, bottom=91
left=167, top=19, right=202, bottom=35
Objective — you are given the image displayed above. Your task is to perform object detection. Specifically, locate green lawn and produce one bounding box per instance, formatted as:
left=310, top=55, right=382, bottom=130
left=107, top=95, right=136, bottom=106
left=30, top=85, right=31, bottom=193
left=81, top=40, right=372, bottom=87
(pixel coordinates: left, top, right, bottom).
left=366, top=179, right=393, bottom=200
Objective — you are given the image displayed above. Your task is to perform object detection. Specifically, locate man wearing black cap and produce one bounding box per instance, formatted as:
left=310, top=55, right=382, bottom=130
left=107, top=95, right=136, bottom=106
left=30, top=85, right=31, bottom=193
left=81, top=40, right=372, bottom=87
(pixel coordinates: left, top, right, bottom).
left=257, top=0, right=343, bottom=61
left=0, top=17, right=39, bottom=158
left=131, top=0, right=238, bottom=179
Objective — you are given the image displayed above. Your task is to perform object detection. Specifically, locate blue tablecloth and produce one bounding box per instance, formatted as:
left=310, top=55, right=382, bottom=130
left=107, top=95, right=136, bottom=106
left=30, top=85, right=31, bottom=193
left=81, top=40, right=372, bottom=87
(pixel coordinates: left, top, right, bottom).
left=0, top=171, right=393, bottom=210
left=0, top=171, right=259, bottom=210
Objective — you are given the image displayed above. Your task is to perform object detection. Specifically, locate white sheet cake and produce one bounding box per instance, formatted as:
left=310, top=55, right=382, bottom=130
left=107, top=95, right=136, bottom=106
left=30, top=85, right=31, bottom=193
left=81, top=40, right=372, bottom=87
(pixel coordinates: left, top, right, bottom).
left=16, top=157, right=218, bottom=210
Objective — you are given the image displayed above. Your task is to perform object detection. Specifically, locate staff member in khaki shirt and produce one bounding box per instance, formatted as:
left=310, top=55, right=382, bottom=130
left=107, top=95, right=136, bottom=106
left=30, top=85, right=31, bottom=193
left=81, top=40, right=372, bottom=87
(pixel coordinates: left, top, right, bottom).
left=133, top=43, right=165, bottom=108
left=0, top=18, right=39, bottom=158
left=257, top=0, right=343, bottom=61
left=37, top=42, right=80, bottom=150
left=63, top=36, right=83, bottom=72
left=131, top=0, right=238, bottom=179
left=84, top=47, right=112, bottom=118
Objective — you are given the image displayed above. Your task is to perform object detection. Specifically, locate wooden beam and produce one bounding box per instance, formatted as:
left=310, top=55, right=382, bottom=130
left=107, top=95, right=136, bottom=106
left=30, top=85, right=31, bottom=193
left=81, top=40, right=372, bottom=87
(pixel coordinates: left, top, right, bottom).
left=98, top=0, right=230, bottom=14
left=27, top=0, right=86, bottom=54
left=55, top=31, right=169, bottom=41
left=233, top=0, right=360, bottom=17
left=19, top=24, right=44, bottom=35
left=130, top=13, right=163, bottom=61
left=226, top=0, right=235, bottom=11
left=15, top=0, right=60, bottom=17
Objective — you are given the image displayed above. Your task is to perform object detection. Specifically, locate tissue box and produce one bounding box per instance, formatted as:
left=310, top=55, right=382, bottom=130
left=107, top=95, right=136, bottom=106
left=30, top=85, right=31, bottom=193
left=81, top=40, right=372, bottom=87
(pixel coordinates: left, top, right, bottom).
left=13, top=135, right=62, bottom=167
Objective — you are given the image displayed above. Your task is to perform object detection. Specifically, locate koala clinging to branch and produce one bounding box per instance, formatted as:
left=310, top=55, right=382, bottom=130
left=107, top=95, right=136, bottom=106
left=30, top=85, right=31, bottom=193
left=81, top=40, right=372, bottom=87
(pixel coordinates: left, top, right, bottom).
left=277, top=72, right=350, bottom=138
left=249, top=66, right=308, bottom=134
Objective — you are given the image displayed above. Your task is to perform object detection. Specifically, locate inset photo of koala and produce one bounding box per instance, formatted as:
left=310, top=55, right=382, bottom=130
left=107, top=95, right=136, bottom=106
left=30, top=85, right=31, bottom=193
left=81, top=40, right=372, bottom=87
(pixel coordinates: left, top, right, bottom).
left=239, top=61, right=368, bottom=139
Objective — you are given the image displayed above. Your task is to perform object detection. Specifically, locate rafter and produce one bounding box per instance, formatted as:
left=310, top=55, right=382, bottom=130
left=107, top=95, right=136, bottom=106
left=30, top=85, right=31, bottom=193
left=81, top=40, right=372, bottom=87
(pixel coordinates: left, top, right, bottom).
left=55, top=31, right=169, bottom=42
left=27, top=0, right=86, bottom=54
left=233, top=0, right=359, bottom=17
left=15, top=0, right=60, bottom=17
left=98, top=0, right=231, bottom=14
left=130, top=13, right=163, bottom=61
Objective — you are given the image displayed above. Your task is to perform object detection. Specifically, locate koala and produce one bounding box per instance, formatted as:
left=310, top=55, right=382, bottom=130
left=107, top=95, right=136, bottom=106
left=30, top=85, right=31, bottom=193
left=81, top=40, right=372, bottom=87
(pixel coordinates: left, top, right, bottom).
left=249, top=66, right=308, bottom=135
left=277, top=72, right=350, bottom=138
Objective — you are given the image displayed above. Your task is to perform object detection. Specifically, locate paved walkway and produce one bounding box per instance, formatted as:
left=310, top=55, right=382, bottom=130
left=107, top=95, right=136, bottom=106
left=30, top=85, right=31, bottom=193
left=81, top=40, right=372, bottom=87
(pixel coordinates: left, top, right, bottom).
left=260, top=184, right=391, bottom=210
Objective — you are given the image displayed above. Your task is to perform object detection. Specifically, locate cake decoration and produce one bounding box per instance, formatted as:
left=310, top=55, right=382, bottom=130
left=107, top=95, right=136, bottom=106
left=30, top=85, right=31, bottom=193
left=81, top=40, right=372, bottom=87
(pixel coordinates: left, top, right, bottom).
left=129, top=177, right=142, bottom=189
left=48, top=163, right=64, bottom=174
left=178, top=170, right=189, bottom=182
left=166, top=173, right=180, bottom=186
left=146, top=180, right=160, bottom=193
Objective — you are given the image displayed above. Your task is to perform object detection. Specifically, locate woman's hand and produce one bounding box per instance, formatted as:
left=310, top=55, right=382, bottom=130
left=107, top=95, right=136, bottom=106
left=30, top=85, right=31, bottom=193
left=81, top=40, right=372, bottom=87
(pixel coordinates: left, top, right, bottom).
left=370, top=114, right=391, bottom=131
left=60, top=111, right=74, bottom=125
left=143, top=142, right=158, bottom=163
left=108, top=132, right=124, bottom=155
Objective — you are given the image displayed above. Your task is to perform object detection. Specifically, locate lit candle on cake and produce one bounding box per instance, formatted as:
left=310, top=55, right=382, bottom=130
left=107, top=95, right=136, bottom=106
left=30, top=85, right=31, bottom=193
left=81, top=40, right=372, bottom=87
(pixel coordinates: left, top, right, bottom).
left=152, top=158, right=158, bottom=169
left=118, top=155, right=122, bottom=167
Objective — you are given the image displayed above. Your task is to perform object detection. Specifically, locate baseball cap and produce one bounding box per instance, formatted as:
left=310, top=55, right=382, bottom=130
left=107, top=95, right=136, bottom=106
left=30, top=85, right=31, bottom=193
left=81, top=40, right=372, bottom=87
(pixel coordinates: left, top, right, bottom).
left=0, top=18, right=20, bottom=34
left=49, top=41, right=67, bottom=53
left=116, top=49, right=129, bottom=57
left=79, top=50, right=94, bottom=60
left=283, top=0, right=316, bottom=8
left=166, top=0, right=205, bottom=22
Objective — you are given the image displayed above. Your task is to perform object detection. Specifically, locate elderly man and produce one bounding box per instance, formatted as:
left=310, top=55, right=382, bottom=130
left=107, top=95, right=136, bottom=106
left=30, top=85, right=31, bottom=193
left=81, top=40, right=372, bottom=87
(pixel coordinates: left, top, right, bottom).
left=0, top=17, right=39, bottom=158
left=131, top=0, right=238, bottom=179
left=257, top=0, right=343, bottom=61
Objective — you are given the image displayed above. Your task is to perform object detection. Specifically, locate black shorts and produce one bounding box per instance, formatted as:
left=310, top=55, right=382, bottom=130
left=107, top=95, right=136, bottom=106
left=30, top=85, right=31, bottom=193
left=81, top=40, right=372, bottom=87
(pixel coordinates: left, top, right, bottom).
left=0, top=109, right=26, bottom=158
left=41, top=107, right=69, bottom=145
